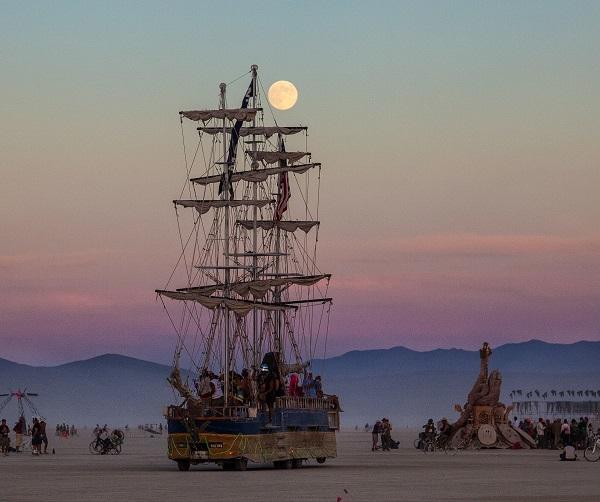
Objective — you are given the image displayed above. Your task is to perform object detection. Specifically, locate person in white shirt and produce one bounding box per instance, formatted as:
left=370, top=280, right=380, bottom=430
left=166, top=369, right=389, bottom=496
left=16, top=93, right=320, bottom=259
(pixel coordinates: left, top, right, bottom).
left=536, top=418, right=545, bottom=449
left=561, top=419, right=571, bottom=446
left=195, top=370, right=212, bottom=400
left=560, top=444, right=577, bottom=461
left=210, top=374, right=224, bottom=407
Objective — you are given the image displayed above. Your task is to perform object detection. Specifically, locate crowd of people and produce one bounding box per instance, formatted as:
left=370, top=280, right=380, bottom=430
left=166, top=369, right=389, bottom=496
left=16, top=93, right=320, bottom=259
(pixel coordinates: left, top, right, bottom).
left=138, top=423, right=163, bottom=434
left=514, top=416, right=596, bottom=449
left=55, top=423, right=77, bottom=437
left=193, top=354, right=330, bottom=420
left=0, top=416, right=48, bottom=455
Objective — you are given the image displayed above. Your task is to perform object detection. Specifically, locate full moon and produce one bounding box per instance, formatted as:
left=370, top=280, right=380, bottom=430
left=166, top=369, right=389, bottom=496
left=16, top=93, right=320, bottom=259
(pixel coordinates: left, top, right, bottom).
left=268, top=80, right=298, bottom=110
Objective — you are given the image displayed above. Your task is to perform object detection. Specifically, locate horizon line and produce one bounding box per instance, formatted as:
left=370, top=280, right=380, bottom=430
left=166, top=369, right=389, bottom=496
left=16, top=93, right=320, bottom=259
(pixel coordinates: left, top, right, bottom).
left=2, top=338, right=598, bottom=369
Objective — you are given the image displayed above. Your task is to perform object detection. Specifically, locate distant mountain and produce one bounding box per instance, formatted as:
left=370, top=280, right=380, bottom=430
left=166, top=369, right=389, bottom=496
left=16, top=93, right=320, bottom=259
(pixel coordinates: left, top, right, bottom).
left=1, top=340, right=599, bottom=427
left=313, top=340, right=600, bottom=426
left=0, top=354, right=179, bottom=427
left=314, top=340, right=600, bottom=376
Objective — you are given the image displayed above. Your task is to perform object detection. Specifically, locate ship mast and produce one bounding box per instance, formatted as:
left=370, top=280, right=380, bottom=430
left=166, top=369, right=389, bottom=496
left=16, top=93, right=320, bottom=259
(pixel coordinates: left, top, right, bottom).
left=274, top=135, right=283, bottom=358
left=160, top=68, right=334, bottom=408
left=251, top=64, right=259, bottom=376
left=220, top=81, right=231, bottom=408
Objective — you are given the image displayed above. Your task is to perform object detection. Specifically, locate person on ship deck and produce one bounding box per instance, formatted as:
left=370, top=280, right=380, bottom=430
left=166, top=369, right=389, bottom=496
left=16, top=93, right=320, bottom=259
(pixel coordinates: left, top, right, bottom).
left=257, top=353, right=284, bottom=422
left=288, top=373, right=302, bottom=397
left=209, top=372, right=224, bottom=407
left=195, top=369, right=212, bottom=401
left=238, top=368, right=253, bottom=404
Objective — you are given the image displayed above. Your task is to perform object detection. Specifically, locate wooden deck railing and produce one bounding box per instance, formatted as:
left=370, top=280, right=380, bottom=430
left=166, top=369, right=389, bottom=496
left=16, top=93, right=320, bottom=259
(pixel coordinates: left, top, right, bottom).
left=275, top=396, right=336, bottom=410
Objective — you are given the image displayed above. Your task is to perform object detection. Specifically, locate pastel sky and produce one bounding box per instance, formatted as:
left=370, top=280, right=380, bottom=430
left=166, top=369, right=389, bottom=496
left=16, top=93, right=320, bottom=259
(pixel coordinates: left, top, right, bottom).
left=1, top=1, right=599, bottom=365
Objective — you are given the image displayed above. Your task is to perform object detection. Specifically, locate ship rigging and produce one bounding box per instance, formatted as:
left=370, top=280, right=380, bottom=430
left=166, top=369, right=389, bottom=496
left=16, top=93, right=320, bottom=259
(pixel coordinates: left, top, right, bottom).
left=157, top=65, right=340, bottom=471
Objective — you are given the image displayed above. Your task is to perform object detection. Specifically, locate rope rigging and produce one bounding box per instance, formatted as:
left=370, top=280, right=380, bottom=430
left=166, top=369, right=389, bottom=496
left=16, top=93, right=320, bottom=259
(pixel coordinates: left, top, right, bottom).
left=162, top=68, right=333, bottom=386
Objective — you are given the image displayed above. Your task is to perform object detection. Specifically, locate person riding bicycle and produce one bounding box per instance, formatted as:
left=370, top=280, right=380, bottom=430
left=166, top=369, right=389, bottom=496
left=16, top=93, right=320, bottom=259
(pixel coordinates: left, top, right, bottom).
left=423, top=418, right=437, bottom=444
left=93, top=426, right=111, bottom=454
left=423, top=418, right=436, bottom=442
left=437, top=418, right=452, bottom=448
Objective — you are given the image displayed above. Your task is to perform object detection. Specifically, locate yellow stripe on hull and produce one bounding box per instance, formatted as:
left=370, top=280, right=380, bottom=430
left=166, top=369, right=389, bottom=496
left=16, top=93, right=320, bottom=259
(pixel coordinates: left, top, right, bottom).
left=168, top=431, right=337, bottom=464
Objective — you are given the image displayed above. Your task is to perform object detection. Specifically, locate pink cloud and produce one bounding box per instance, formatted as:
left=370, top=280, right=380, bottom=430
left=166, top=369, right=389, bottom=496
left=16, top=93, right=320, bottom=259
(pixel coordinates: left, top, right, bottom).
left=2, top=234, right=600, bottom=363
left=323, top=233, right=600, bottom=260
left=321, top=233, right=600, bottom=352
left=0, top=249, right=123, bottom=268
left=0, top=249, right=160, bottom=312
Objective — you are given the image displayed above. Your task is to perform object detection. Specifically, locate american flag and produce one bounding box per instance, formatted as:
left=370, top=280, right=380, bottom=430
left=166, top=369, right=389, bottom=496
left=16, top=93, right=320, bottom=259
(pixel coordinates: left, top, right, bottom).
left=274, top=136, right=290, bottom=221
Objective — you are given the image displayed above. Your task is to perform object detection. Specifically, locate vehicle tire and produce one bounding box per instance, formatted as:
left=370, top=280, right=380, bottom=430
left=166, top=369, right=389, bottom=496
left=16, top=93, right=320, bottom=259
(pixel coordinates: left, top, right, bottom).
left=584, top=445, right=600, bottom=462
left=316, top=457, right=326, bottom=464
left=222, top=461, right=234, bottom=471
left=177, top=460, right=191, bottom=471
left=234, top=458, right=248, bottom=471
left=291, top=459, right=302, bottom=469
left=413, top=438, right=421, bottom=449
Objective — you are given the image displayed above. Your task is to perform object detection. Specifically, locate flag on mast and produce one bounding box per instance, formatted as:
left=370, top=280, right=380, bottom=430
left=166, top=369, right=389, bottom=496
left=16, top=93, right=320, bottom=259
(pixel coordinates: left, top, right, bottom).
left=274, top=135, right=290, bottom=221
left=219, top=79, right=254, bottom=198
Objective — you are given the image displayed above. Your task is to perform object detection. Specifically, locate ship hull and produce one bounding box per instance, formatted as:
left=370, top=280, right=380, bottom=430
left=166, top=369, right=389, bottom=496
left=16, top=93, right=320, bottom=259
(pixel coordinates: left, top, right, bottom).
left=166, top=405, right=339, bottom=468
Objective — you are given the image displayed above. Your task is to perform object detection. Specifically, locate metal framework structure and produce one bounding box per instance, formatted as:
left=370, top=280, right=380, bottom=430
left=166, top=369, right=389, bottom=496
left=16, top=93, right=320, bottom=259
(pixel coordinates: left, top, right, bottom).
left=0, top=389, right=43, bottom=420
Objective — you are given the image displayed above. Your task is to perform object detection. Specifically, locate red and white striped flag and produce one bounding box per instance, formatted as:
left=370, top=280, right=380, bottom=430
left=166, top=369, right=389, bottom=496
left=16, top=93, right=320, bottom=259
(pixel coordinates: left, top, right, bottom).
left=275, top=171, right=290, bottom=221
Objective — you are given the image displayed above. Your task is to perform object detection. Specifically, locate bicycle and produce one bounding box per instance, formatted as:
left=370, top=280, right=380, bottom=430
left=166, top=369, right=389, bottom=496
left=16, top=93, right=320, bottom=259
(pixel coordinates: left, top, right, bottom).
left=414, top=432, right=432, bottom=451
left=435, top=435, right=459, bottom=455
left=89, top=429, right=124, bottom=455
left=584, top=435, right=600, bottom=462
left=89, top=436, right=105, bottom=454
left=422, top=434, right=436, bottom=453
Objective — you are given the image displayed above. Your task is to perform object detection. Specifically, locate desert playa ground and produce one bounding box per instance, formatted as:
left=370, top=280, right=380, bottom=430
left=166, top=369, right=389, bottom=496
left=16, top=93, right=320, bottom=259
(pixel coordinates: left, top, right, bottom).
left=2, top=429, right=599, bottom=502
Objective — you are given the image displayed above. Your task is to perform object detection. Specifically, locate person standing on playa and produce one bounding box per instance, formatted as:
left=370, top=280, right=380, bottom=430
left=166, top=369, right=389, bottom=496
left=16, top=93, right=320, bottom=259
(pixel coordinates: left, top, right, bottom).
left=0, top=419, right=10, bottom=456
left=561, top=419, right=571, bottom=446
left=536, top=418, right=545, bottom=449
left=381, top=418, right=392, bottom=451
left=39, top=418, right=48, bottom=454
left=552, top=419, right=562, bottom=449
left=30, top=418, right=42, bottom=455
left=371, top=420, right=382, bottom=451
left=13, top=416, right=25, bottom=453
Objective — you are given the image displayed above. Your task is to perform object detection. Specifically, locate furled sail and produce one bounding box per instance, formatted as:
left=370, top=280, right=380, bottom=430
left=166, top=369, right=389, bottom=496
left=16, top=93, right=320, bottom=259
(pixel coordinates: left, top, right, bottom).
left=156, top=290, right=295, bottom=315
left=179, top=108, right=261, bottom=123
left=198, top=126, right=307, bottom=138
left=236, top=220, right=320, bottom=233
left=190, top=163, right=319, bottom=185
left=174, top=199, right=273, bottom=215
left=178, top=274, right=331, bottom=299
left=246, top=151, right=309, bottom=164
